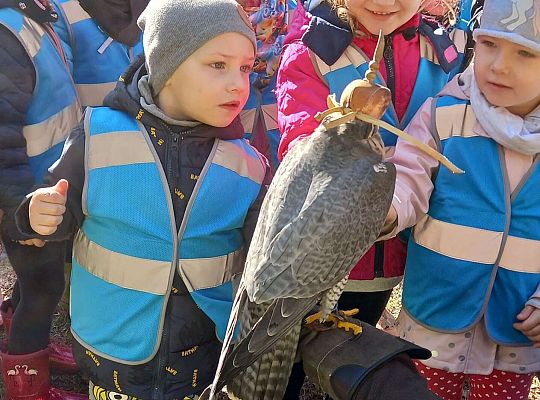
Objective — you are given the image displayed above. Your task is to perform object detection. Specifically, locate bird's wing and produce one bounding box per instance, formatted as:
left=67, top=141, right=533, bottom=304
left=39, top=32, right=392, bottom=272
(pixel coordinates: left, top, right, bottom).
left=245, top=139, right=315, bottom=271
left=246, top=154, right=395, bottom=303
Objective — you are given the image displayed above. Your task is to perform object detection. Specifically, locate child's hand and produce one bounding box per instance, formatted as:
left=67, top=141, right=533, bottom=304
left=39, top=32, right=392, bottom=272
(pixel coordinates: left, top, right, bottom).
left=513, top=305, right=540, bottom=348
left=29, top=179, right=68, bottom=236
left=19, top=239, right=46, bottom=247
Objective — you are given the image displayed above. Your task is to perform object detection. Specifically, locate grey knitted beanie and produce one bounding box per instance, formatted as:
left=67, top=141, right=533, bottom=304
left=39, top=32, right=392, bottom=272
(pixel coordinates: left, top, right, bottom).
left=473, top=0, right=540, bottom=53
left=138, top=0, right=256, bottom=95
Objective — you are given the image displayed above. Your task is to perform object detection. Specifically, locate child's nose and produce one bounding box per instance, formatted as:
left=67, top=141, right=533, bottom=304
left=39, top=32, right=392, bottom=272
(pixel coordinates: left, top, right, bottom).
left=228, top=71, right=247, bottom=93
left=491, top=53, right=510, bottom=74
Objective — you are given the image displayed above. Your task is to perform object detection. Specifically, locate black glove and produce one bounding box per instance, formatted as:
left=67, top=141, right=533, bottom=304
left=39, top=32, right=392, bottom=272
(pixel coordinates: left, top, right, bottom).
left=299, top=315, right=437, bottom=400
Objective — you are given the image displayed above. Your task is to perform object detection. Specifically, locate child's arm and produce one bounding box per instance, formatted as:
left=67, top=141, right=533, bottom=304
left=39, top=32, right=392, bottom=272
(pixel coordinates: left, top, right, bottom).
left=15, top=123, right=86, bottom=241
left=381, top=99, right=441, bottom=238
left=275, top=41, right=330, bottom=161
left=513, top=288, right=540, bottom=348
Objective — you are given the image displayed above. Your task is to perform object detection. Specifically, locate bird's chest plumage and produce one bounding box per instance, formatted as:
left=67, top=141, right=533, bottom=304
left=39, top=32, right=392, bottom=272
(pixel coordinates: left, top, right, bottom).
left=245, top=121, right=395, bottom=302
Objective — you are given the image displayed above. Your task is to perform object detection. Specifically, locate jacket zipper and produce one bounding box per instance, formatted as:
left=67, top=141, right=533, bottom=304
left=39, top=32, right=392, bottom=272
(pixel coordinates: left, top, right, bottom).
left=153, top=127, right=187, bottom=399
left=383, top=35, right=396, bottom=109
left=375, top=35, right=394, bottom=278
left=153, top=320, right=168, bottom=400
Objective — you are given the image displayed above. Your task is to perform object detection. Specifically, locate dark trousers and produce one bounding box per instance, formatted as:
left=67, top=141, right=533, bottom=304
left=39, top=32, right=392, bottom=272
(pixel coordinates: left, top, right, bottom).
left=2, top=236, right=66, bottom=354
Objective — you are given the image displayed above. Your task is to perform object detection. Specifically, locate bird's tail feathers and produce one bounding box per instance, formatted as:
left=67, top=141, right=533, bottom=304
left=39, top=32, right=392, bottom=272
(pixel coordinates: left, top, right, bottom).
left=213, top=296, right=318, bottom=392
left=231, top=296, right=317, bottom=369
left=227, top=321, right=302, bottom=400
left=205, top=279, right=248, bottom=400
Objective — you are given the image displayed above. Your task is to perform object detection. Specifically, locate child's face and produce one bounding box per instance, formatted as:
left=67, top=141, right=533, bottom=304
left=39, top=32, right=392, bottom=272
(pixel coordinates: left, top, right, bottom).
left=345, top=0, right=421, bottom=35
left=474, top=35, right=540, bottom=117
left=158, top=32, right=254, bottom=127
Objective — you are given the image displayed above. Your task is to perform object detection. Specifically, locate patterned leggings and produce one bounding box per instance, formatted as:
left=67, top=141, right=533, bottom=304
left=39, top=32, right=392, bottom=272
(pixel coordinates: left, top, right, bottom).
left=88, top=382, right=199, bottom=400
left=415, top=362, right=534, bottom=400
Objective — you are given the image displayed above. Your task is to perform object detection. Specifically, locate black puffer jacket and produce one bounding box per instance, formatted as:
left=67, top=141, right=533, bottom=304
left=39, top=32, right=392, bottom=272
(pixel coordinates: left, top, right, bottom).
left=17, top=56, right=270, bottom=399
left=0, top=0, right=43, bottom=238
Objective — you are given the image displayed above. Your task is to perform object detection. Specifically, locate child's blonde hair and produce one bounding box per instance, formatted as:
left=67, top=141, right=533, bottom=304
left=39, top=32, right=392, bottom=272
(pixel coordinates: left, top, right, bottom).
left=325, top=0, right=355, bottom=29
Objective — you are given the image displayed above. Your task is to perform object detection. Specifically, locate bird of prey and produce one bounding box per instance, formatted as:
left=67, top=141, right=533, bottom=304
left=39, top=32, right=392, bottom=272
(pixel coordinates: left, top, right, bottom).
left=202, top=34, right=462, bottom=400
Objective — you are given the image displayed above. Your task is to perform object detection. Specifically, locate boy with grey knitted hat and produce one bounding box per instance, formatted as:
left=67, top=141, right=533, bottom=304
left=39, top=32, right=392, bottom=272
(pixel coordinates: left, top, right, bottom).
left=139, top=0, right=256, bottom=96
left=17, top=0, right=270, bottom=398
left=383, top=0, right=540, bottom=398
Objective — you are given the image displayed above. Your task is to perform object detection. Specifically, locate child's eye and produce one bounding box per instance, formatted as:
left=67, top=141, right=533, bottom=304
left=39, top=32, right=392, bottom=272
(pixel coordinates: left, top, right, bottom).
left=518, top=49, right=536, bottom=58
left=480, top=39, right=496, bottom=48
left=210, top=62, right=226, bottom=69
left=240, top=65, right=253, bottom=73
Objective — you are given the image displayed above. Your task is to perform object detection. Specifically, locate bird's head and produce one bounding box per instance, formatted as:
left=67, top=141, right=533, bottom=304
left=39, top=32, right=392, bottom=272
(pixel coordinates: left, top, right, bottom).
left=315, top=32, right=391, bottom=128
left=338, top=31, right=391, bottom=121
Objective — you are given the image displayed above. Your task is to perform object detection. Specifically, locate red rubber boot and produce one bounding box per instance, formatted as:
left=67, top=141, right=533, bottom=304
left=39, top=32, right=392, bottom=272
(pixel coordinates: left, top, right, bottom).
left=0, top=299, right=79, bottom=374
left=1, top=349, right=87, bottom=400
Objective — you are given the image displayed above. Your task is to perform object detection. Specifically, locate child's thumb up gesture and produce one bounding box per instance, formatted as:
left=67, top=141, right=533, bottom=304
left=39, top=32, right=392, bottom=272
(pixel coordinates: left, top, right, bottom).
left=29, top=179, right=69, bottom=235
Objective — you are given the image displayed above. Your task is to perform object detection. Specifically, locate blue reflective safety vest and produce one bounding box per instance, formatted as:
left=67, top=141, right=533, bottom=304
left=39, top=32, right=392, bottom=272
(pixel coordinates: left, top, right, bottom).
left=403, top=96, right=540, bottom=346
left=311, top=27, right=466, bottom=148
left=0, top=7, right=81, bottom=182
left=52, top=0, right=143, bottom=107
left=71, top=107, right=266, bottom=363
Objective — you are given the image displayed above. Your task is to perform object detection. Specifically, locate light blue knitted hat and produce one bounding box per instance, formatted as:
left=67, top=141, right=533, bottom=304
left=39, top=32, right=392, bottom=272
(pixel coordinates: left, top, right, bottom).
left=473, top=0, right=540, bottom=53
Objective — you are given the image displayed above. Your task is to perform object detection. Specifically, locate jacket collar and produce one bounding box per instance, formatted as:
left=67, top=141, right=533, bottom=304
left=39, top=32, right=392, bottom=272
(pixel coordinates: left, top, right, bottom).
left=302, top=4, right=421, bottom=65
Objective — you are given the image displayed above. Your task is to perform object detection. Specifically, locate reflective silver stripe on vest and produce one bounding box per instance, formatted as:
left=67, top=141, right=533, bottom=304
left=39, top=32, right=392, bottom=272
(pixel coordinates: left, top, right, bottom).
left=313, top=34, right=443, bottom=78
left=19, top=16, right=45, bottom=57
left=24, top=104, right=81, bottom=157
left=436, top=103, right=479, bottom=141
left=88, top=129, right=155, bottom=169
left=74, top=231, right=170, bottom=295
left=450, top=28, right=467, bottom=54
left=77, top=82, right=118, bottom=108
left=179, top=248, right=246, bottom=292
left=313, top=45, right=367, bottom=77
left=60, top=0, right=90, bottom=24
left=213, top=140, right=266, bottom=184
left=414, top=215, right=540, bottom=273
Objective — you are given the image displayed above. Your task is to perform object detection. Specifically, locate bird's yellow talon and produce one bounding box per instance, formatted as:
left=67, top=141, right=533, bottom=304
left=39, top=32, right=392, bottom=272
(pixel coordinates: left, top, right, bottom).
left=339, top=308, right=359, bottom=317
left=337, top=321, right=363, bottom=336
left=305, top=311, right=323, bottom=325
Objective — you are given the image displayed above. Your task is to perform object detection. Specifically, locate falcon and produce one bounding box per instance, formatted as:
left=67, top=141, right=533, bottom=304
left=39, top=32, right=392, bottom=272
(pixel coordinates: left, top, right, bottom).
left=203, top=34, right=462, bottom=400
